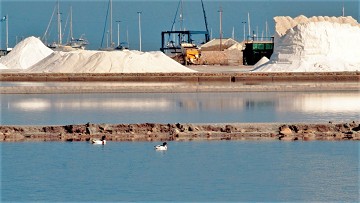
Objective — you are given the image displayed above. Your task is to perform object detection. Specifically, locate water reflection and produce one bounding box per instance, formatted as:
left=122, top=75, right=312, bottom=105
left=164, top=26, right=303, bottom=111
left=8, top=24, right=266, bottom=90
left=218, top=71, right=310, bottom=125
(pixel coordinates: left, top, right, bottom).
left=290, top=93, right=360, bottom=113
left=1, top=92, right=359, bottom=125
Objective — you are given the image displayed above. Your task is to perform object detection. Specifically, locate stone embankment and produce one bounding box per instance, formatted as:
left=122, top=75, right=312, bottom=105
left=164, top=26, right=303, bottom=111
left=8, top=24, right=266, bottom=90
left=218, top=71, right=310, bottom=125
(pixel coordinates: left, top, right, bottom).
left=1, top=122, right=359, bottom=142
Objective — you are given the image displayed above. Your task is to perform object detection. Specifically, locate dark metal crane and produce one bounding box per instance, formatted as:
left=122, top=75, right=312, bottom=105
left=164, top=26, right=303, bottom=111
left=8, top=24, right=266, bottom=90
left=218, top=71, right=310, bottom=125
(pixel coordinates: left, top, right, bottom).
left=201, top=0, right=210, bottom=42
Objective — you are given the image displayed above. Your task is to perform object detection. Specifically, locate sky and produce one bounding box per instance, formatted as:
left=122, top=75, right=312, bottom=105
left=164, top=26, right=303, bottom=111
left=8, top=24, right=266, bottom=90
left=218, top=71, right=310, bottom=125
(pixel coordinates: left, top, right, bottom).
left=1, top=0, right=359, bottom=51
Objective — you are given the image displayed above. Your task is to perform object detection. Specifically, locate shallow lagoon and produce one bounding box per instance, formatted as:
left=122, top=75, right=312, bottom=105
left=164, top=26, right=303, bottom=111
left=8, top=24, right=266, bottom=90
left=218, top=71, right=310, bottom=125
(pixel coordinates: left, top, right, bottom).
left=1, top=141, right=358, bottom=202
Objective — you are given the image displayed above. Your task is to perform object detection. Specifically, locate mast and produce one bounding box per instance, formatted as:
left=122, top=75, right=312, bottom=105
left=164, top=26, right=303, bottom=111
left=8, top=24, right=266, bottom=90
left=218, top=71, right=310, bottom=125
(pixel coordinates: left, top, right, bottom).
left=5, top=14, right=8, bottom=50
left=110, top=0, right=113, bottom=47
left=180, top=0, right=183, bottom=31
left=70, top=6, right=73, bottom=40
left=265, top=20, right=268, bottom=38
left=57, top=0, right=62, bottom=45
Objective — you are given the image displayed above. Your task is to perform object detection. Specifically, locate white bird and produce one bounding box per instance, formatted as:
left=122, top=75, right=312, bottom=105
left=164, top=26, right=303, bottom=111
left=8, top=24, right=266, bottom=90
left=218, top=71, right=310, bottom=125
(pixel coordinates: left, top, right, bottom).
left=91, top=135, right=106, bottom=145
left=154, top=142, right=167, bottom=150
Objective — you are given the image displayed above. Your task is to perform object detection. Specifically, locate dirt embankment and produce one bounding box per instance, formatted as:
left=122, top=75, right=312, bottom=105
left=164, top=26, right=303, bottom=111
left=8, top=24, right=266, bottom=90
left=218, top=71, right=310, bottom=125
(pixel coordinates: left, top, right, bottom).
left=1, top=72, right=359, bottom=82
left=1, top=122, right=359, bottom=142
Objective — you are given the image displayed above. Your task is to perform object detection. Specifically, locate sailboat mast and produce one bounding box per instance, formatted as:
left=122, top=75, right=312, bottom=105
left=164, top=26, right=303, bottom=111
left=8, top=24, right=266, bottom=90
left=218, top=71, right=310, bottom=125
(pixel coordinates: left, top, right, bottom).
left=57, top=0, right=62, bottom=45
left=180, top=0, right=183, bottom=31
left=5, top=14, right=8, bottom=50
left=110, top=0, right=113, bottom=47
left=70, top=6, right=73, bottom=40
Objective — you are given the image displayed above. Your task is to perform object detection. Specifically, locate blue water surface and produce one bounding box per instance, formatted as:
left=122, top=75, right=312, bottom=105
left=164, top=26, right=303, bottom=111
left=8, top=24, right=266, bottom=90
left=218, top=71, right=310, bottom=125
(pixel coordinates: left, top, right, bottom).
left=1, top=141, right=358, bottom=202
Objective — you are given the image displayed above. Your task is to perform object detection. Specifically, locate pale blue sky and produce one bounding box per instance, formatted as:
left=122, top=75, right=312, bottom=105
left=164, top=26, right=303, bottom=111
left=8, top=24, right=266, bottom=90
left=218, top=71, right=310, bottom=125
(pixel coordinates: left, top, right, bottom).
left=1, top=0, right=359, bottom=51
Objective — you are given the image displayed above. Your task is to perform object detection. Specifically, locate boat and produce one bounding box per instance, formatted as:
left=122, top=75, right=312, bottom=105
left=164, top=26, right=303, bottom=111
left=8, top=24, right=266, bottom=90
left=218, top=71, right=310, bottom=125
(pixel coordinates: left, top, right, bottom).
left=99, top=0, right=129, bottom=51
left=42, top=1, right=88, bottom=50
left=65, top=6, right=89, bottom=49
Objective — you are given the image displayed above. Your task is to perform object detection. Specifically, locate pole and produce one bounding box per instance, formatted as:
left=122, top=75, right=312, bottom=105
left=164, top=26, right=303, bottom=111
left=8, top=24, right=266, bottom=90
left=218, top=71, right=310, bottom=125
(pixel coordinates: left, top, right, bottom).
left=242, top=21, right=246, bottom=41
left=247, top=12, right=251, bottom=38
left=137, top=11, right=142, bottom=51
left=232, top=26, right=235, bottom=39
left=127, top=26, right=129, bottom=49
left=219, top=6, right=222, bottom=51
left=6, top=14, right=9, bottom=50
left=116, top=20, right=121, bottom=47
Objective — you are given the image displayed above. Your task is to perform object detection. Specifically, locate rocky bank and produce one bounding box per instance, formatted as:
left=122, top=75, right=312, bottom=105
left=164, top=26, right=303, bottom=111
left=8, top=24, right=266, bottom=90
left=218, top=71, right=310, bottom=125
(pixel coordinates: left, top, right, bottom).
left=1, top=122, right=359, bottom=142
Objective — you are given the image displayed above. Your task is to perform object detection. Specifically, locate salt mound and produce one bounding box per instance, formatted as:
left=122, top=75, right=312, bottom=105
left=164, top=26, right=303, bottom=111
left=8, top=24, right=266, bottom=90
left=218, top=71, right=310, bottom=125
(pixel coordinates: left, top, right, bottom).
left=253, top=56, right=269, bottom=69
left=0, top=36, right=53, bottom=69
left=253, top=16, right=360, bottom=72
left=27, top=50, right=196, bottom=73
left=274, top=15, right=359, bottom=36
left=0, top=63, right=8, bottom=69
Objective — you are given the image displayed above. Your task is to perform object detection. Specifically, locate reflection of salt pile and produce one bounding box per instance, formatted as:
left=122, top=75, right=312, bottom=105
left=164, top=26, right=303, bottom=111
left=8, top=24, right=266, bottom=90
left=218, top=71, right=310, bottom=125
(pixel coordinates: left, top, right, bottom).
left=0, top=36, right=53, bottom=69
left=253, top=16, right=360, bottom=72
left=27, top=50, right=196, bottom=73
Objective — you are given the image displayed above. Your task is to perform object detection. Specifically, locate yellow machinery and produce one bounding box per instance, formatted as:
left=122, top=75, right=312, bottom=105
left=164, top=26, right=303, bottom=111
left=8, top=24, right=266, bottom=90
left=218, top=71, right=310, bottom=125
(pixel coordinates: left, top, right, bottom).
left=181, top=43, right=201, bottom=65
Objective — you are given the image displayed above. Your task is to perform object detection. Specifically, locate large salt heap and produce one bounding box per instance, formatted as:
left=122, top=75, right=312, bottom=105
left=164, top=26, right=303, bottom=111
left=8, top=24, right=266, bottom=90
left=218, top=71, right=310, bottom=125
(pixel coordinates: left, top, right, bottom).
left=0, top=63, right=8, bottom=69
left=27, top=50, right=196, bottom=73
left=0, top=36, right=53, bottom=69
left=253, top=16, right=360, bottom=72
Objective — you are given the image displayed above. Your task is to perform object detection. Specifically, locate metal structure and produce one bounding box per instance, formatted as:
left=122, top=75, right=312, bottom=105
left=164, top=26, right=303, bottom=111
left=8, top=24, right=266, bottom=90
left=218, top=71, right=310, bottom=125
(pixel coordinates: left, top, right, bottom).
left=160, top=30, right=208, bottom=54
left=160, top=0, right=210, bottom=65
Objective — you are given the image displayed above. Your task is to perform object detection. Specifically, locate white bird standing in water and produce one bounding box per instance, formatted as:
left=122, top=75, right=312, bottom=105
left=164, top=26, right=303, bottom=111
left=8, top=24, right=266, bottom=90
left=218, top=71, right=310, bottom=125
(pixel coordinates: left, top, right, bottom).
left=154, top=142, right=167, bottom=150
left=91, top=135, right=106, bottom=145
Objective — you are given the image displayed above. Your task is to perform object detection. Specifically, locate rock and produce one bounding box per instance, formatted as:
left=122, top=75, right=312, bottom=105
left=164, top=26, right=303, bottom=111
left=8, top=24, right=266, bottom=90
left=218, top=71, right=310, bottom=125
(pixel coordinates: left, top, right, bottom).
left=64, top=125, right=74, bottom=133
left=303, top=133, right=316, bottom=141
left=279, top=125, right=293, bottom=136
left=86, top=127, right=93, bottom=135
left=352, top=124, right=360, bottom=132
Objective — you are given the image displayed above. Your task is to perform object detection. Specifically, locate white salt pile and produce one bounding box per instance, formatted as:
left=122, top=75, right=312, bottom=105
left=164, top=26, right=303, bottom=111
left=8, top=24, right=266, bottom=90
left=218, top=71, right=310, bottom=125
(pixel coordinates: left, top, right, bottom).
left=0, top=36, right=53, bottom=69
left=253, top=16, right=360, bottom=72
left=0, top=63, right=8, bottom=69
left=253, top=56, right=269, bottom=69
left=27, top=50, right=196, bottom=73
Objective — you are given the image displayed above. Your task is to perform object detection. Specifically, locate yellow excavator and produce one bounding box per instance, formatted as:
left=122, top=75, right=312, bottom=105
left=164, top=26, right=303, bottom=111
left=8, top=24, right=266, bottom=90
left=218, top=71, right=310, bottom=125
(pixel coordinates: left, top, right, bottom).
left=181, top=43, right=201, bottom=65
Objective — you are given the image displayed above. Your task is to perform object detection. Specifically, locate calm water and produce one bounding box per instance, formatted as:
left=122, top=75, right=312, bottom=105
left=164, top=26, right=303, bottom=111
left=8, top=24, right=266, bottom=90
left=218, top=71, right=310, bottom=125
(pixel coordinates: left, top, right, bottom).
left=1, top=141, right=358, bottom=202
left=1, top=91, right=359, bottom=125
